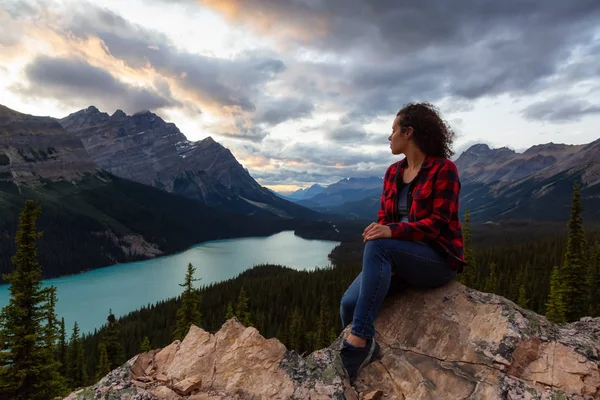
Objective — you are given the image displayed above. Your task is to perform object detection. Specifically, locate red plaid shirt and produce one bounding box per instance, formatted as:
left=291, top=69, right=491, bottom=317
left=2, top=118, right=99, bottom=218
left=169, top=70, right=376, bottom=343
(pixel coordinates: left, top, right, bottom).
left=377, top=156, right=466, bottom=271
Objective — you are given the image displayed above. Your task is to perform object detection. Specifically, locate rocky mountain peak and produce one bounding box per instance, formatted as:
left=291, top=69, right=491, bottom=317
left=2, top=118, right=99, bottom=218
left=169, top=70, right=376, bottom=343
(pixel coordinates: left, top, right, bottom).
left=111, top=109, right=127, bottom=119
left=85, top=105, right=100, bottom=114
left=64, top=281, right=600, bottom=399
left=464, top=143, right=492, bottom=154
left=523, top=142, right=572, bottom=155
left=58, top=106, right=316, bottom=219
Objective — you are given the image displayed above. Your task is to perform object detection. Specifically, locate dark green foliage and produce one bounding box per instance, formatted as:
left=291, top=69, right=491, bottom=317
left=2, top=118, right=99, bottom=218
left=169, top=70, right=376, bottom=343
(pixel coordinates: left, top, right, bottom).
left=66, top=322, right=87, bottom=389
left=458, top=207, right=476, bottom=286
left=225, top=301, right=234, bottom=321
left=102, top=311, right=125, bottom=370
left=545, top=182, right=589, bottom=323
left=587, top=242, right=600, bottom=317
left=95, top=343, right=110, bottom=381
left=235, top=286, right=252, bottom=327
left=140, top=336, right=151, bottom=353
left=173, top=263, right=203, bottom=340
left=546, top=265, right=566, bottom=323
left=484, top=262, right=499, bottom=294
left=58, top=317, right=67, bottom=377
left=0, top=200, right=67, bottom=399
left=517, top=285, right=530, bottom=309
left=316, top=296, right=333, bottom=349
left=287, top=308, right=305, bottom=352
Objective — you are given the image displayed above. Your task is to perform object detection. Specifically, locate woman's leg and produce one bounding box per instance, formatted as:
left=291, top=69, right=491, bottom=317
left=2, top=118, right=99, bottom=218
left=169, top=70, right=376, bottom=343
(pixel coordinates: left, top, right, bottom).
left=340, top=272, right=362, bottom=330
left=341, top=238, right=456, bottom=382
left=350, top=238, right=455, bottom=340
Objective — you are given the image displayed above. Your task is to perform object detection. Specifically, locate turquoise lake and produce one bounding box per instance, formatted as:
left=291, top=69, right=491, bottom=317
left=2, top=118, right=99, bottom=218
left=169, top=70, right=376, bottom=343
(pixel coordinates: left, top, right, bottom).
left=0, top=231, right=339, bottom=335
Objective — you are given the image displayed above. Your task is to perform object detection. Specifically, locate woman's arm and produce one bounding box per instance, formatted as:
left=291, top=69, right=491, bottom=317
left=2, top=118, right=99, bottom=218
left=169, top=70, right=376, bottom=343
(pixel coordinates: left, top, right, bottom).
left=387, top=160, right=460, bottom=241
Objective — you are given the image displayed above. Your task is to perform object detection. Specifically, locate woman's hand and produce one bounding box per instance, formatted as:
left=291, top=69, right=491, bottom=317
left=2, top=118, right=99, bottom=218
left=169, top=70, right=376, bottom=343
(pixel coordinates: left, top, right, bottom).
left=362, top=223, right=392, bottom=242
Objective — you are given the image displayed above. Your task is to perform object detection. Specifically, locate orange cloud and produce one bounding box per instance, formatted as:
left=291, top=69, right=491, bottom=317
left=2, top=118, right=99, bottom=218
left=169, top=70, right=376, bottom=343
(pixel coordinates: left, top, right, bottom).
left=197, top=0, right=328, bottom=44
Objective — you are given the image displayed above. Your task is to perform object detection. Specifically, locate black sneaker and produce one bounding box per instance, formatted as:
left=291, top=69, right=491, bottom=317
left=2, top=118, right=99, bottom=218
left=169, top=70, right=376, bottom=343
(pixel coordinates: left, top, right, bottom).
left=340, top=338, right=380, bottom=383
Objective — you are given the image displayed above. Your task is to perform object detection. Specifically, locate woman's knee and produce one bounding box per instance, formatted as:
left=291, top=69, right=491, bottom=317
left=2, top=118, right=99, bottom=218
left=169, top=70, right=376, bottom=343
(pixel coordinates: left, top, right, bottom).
left=340, top=291, right=356, bottom=312
left=363, top=239, right=388, bottom=260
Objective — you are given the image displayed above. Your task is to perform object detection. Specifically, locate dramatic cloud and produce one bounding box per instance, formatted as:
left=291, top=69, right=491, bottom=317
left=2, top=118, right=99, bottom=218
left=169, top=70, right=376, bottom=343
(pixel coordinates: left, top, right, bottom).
left=12, top=55, right=180, bottom=114
left=194, top=0, right=600, bottom=117
left=523, top=97, right=600, bottom=123
left=2, top=0, right=599, bottom=188
left=255, top=97, right=314, bottom=126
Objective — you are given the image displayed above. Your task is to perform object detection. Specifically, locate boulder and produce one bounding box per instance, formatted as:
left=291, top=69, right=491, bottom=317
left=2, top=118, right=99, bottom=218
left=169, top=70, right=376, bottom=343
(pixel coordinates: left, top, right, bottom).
left=64, top=281, right=600, bottom=399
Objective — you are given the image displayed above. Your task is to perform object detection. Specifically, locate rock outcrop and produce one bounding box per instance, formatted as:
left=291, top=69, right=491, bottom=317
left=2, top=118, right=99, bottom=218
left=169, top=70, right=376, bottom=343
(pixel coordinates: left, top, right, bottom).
left=64, top=281, right=600, bottom=399
left=59, top=107, right=319, bottom=220
left=0, top=104, right=99, bottom=184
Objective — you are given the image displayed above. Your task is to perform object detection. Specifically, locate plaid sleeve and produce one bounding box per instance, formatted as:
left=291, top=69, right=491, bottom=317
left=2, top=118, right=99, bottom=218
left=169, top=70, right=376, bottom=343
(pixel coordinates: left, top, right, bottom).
left=377, top=165, right=392, bottom=224
left=388, top=160, right=460, bottom=241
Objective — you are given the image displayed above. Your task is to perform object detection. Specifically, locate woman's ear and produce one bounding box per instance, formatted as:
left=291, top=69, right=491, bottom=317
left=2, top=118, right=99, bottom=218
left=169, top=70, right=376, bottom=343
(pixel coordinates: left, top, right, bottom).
left=404, top=126, right=414, bottom=140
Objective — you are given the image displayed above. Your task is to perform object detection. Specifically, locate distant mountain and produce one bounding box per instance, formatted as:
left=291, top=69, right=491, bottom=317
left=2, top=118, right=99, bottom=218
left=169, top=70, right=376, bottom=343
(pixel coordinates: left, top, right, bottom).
left=295, top=140, right=600, bottom=224
left=455, top=140, right=600, bottom=222
left=59, top=107, right=319, bottom=220
left=283, top=184, right=326, bottom=201
left=0, top=104, right=334, bottom=282
left=297, top=177, right=382, bottom=209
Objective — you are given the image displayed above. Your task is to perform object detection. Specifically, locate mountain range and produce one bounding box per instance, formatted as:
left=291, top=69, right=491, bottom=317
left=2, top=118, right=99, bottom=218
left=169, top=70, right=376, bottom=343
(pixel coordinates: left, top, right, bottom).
left=0, top=104, right=338, bottom=282
left=59, top=106, right=318, bottom=220
left=281, top=141, right=600, bottom=223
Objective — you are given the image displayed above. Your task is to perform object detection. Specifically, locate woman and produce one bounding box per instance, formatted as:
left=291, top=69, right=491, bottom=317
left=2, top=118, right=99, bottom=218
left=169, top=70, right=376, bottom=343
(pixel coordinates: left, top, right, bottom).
left=339, top=102, right=466, bottom=383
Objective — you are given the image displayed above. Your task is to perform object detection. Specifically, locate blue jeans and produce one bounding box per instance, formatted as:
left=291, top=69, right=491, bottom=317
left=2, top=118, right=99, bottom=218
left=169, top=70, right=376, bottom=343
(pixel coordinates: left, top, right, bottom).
left=340, top=239, right=456, bottom=339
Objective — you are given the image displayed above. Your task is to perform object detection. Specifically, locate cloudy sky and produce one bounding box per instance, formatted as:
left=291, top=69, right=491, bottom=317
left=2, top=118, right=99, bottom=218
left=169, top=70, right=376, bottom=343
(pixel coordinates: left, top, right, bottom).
left=1, top=0, right=599, bottom=191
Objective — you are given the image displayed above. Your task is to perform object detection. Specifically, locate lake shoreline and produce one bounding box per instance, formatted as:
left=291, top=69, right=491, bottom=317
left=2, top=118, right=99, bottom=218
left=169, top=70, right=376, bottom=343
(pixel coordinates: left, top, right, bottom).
left=0, top=227, right=344, bottom=287
left=0, top=231, right=341, bottom=335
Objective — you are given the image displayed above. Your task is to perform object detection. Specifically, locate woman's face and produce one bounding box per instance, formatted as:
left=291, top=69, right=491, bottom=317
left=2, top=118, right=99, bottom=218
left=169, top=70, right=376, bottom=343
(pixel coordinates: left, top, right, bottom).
left=388, top=115, right=412, bottom=155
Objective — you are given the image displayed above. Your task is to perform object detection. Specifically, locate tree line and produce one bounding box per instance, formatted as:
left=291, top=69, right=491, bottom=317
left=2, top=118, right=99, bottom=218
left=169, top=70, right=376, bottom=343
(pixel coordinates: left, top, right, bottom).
left=0, top=181, right=598, bottom=397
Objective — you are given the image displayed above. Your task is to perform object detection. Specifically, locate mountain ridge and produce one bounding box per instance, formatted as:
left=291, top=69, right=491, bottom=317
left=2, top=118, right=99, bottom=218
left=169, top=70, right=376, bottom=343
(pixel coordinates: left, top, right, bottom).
left=59, top=106, right=320, bottom=220
left=288, top=140, right=600, bottom=223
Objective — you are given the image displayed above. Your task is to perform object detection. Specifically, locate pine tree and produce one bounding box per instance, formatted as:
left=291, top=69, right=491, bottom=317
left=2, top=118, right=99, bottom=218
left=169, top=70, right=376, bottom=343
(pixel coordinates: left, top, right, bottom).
left=235, top=286, right=253, bottom=327
left=329, top=327, right=338, bottom=345
left=0, top=200, right=67, bottom=399
left=173, top=263, right=203, bottom=340
left=316, top=296, right=331, bottom=349
left=66, top=322, right=87, bottom=388
left=95, top=343, right=111, bottom=381
left=225, top=301, right=234, bottom=320
left=459, top=207, right=476, bottom=287
left=586, top=242, right=600, bottom=317
left=559, top=182, right=589, bottom=322
left=103, top=310, right=125, bottom=370
left=140, top=336, right=151, bottom=353
left=40, top=286, right=67, bottom=394
left=288, top=308, right=304, bottom=352
left=546, top=265, right=566, bottom=324
left=58, top=317, right=68, bottom=377
left=517, top=285, right=530, bottom=309
left=484, top=262, right=499, bottom=294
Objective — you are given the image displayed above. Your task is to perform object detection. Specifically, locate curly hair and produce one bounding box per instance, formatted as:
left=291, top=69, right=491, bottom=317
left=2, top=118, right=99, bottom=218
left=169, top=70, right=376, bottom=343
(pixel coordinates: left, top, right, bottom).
left=397, top=102, right=455, bottom=159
